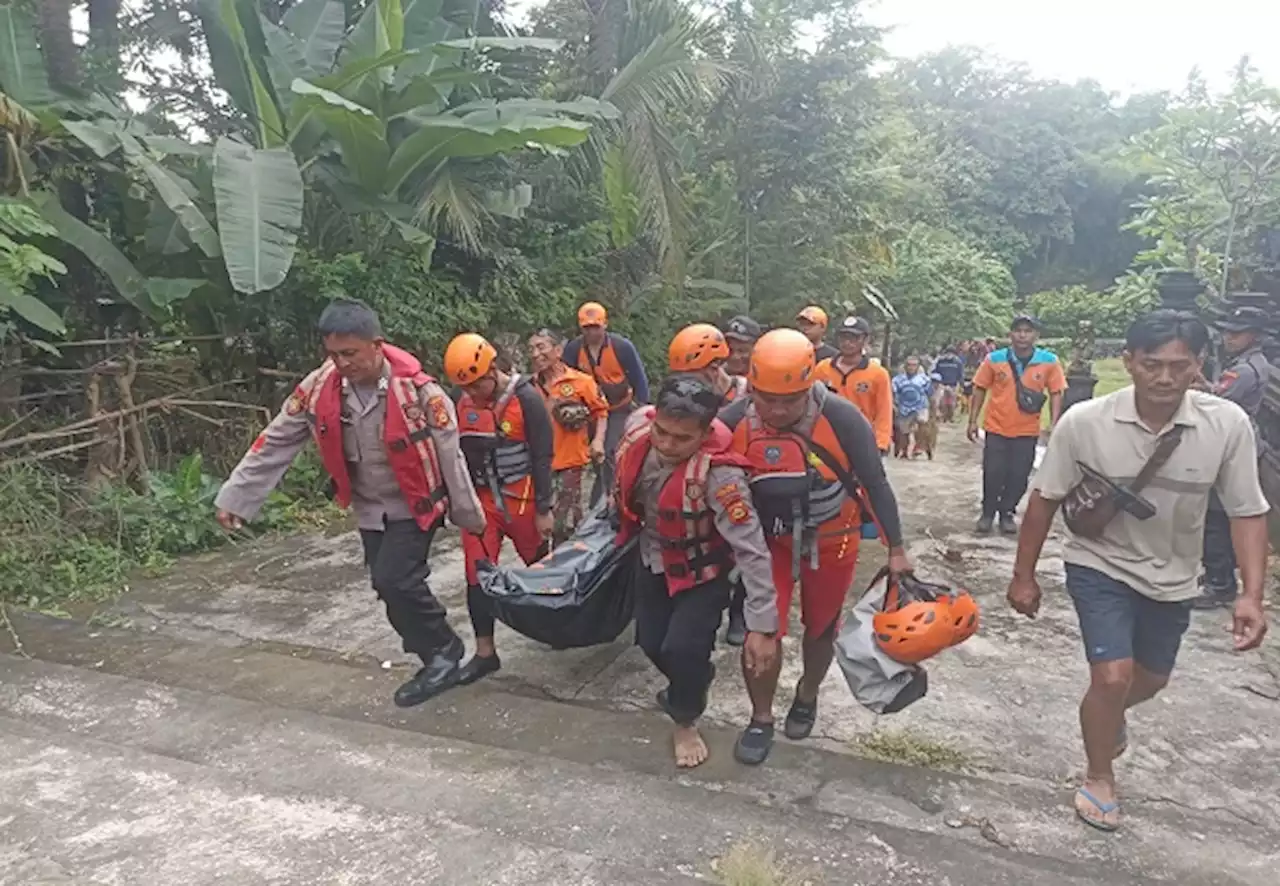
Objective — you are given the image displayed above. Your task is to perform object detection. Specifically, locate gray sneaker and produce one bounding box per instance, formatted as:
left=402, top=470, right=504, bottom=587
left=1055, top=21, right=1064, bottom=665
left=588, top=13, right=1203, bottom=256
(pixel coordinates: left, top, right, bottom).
left=999, top=513, right=1018, bottom=535
left=975, top=515, right=994, bottom=534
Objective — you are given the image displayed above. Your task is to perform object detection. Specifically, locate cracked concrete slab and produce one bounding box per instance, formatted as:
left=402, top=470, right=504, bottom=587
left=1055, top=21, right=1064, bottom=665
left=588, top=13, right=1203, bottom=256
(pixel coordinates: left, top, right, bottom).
left=8, top=424, right=1279, bottom=883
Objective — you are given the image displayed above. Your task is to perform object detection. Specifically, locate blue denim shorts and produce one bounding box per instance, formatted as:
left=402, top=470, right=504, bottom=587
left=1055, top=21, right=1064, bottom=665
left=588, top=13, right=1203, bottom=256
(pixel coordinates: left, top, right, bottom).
left=1064, top=564, right=1192, bottom=675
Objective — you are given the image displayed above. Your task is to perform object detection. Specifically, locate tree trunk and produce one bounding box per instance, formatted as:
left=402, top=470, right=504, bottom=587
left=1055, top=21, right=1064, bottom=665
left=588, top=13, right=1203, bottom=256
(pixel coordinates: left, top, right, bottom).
left=36, top=0, right=82, bottom=93
left=87, top=0, right=122, bottom=93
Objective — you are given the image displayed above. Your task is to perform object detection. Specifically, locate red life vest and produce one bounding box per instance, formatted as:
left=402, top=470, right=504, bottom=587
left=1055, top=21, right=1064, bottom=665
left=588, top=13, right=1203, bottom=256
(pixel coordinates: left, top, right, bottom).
left=457, top=375, right=535, bottom=507
left=300, top=344, right=448, bottom=531
left=729, top=397, right=872, bottom=568
left=615, top=408, right=747, bottom=595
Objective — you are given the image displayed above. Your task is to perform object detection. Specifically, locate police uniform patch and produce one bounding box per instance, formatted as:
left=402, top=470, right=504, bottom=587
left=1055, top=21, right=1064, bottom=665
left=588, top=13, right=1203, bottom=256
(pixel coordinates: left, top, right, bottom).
left=501, top=420, right=513, bottom=435
left=559, top=382, right=576, bottom=398
left=428, top=396, right=452, bottom=429
left=764, top=446, right=782, bottom=464
left=714, top=482, right=743, bottom=505
left=284, top=391, right=306, bottom=416
left=466, top=411, right=480, bottom=423
left=403, top=402, right=424, bottom=422
left=856, top=382, right=870, bottom=393
left=250, top=432, right=268, bottom=453
left=686, top=480, right=706, bottom=502
left=727, top=501, right=750, bottom=525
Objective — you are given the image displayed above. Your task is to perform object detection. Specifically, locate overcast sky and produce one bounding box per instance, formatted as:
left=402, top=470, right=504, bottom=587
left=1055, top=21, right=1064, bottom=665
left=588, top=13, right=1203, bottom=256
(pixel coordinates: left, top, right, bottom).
left=507, top=0, right=1279, bottom=96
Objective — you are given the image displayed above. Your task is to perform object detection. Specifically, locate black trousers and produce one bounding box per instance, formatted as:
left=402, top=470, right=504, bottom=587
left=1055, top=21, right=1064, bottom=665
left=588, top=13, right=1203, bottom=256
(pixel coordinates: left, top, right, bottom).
left=359, top=519, right=462, bottom=661
left=1201, top=493, right=1238, bottom=594
left=634, top=570, right=729, bottom=726
left=467, top=583, right=495, bottom=639
left=982, top=432, right=1038, bottom=518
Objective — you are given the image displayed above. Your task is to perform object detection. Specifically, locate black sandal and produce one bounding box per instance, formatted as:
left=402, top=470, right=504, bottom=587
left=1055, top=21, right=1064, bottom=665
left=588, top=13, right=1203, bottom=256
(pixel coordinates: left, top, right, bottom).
left=734, top=720, right=775, bottom=765
left=784, top=688, right=818, bottom=740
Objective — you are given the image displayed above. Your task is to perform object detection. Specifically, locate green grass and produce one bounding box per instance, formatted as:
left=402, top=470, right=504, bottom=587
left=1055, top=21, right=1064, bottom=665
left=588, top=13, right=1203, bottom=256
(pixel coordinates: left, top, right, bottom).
left=1092, top=357, right=1129, bottom=396
left=852, top=728, right=973, bottom=771
left=714, top=844, right=809, bottom=886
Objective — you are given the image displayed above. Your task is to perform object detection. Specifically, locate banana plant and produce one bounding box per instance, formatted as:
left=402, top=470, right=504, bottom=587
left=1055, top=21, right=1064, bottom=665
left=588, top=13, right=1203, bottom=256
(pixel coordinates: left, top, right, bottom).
left=9, top=0, right=612, bottom=308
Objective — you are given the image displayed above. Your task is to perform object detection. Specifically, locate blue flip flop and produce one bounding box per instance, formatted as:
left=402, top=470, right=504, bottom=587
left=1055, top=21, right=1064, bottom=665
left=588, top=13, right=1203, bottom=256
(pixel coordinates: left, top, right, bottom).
left=1075, top=787, right=1120, bottom=832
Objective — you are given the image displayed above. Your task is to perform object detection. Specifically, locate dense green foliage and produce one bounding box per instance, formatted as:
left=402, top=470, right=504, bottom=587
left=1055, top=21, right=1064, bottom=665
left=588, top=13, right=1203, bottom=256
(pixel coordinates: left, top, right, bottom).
left=3, top=0, right=1278, bottom=361
left=1, top=0, right=1278, bottom=604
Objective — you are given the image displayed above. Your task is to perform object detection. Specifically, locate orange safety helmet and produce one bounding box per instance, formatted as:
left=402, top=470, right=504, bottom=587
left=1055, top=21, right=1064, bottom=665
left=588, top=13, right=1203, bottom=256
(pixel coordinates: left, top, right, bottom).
left=942, top=589, right=980, bottom=644
left=748, top=328, right=816, bottom=395
left=578, top=302, right=608, bottom=327
left=873, top=573, right=976, bottom=665
left=668, top=323, right=731, bottom=372
left=444, top=333, right=497, bottom=385
left=795, top=305, right=829, bottom=329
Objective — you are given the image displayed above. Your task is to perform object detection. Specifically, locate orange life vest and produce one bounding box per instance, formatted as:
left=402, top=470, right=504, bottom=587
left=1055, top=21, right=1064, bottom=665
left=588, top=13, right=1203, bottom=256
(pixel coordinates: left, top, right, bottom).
left=457, top=375, right=534, bottom=509
left=576, top=334, right=633, bottom=409
left=300, top=345, right=448, bottom=531
left=729, top=401, right=872, bottom=571
left=615, top=408, right=746, bottom=595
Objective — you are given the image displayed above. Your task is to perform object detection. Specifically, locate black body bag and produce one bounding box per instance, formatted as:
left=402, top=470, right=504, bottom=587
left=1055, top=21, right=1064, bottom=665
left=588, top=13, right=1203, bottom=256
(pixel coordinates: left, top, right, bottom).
left=478, top=507, right=638, bottom=649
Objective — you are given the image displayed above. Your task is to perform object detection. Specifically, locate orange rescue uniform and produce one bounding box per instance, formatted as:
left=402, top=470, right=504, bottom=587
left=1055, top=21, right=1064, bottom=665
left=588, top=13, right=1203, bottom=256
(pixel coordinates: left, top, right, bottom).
left=536, top=367, right=609, bottom=471
left=814, top=356, right=893, bottom=452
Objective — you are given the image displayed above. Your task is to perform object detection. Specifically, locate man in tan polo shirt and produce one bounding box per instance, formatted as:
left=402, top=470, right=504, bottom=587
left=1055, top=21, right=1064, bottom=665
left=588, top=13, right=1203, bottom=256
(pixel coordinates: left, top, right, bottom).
left=1006, top=309, right=1269, bottom=833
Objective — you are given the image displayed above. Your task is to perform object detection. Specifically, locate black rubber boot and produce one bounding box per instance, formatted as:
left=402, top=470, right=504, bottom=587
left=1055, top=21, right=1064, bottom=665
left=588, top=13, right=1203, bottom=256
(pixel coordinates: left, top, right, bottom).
left=975, top=514, right=994, bottom=535
left=783, top=688, right=818, bottom=740
left=725, top=606, right=747, bottom=647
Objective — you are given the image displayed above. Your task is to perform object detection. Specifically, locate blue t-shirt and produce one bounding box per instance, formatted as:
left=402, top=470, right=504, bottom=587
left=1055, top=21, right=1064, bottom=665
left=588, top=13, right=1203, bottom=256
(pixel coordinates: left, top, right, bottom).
left=932, top=354, right=965, bottom=386
left=892, top=372, right=932, bottom=415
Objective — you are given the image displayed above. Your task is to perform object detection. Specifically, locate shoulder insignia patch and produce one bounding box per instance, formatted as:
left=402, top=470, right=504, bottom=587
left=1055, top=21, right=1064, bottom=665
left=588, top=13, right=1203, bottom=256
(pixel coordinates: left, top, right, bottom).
left=714, top=481, right=743, bottom=505
left=427, top=395, right=452, bottom=429
left=284, top=392, right=307, bottom=416
left=727, top=500, right=750, bottom=525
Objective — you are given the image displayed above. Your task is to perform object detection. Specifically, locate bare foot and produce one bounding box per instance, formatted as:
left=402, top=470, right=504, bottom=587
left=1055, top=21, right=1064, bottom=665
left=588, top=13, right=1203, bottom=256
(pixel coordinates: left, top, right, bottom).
left=673, top=725, right=709, bottom=768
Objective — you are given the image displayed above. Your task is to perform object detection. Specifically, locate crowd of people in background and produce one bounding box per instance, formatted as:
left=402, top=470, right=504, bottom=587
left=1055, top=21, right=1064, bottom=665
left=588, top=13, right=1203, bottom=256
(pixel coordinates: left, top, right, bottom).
left=211, top=296, right=1268, bottom=833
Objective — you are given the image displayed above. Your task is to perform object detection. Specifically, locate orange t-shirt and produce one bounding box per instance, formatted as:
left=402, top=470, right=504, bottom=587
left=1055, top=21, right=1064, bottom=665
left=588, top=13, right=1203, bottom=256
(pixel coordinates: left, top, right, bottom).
left=973, top=347, right=1066, bottom=438
left=536, top=367, right=609, bottom=470
left=814, top=356, right=893, bottom=451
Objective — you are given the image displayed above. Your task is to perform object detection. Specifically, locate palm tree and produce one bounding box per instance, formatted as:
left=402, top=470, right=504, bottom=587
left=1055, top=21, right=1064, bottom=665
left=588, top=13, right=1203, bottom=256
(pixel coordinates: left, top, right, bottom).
left=539, top=0, right=734, bottom=277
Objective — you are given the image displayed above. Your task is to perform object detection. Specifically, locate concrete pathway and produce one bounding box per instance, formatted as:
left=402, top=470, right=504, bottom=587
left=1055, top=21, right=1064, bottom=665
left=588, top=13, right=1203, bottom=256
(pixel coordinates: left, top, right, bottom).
left=2, top=423, right=1278, bottom=884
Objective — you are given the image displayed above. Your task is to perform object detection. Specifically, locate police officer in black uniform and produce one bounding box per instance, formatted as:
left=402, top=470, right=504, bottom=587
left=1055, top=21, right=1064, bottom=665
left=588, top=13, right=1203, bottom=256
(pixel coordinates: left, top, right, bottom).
left=1196, top=305, right=1273, bottom=609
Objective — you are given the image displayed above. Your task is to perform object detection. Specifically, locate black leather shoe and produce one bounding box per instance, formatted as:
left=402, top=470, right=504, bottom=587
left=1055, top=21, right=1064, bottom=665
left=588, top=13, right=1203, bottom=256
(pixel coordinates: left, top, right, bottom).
left=393, top=653, right=461, bottom=707
left=725, top=608, right=747, bottom=647
left=457, top=653, right=501, bottom=686
left=975, top=515, right=994, bottom=534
